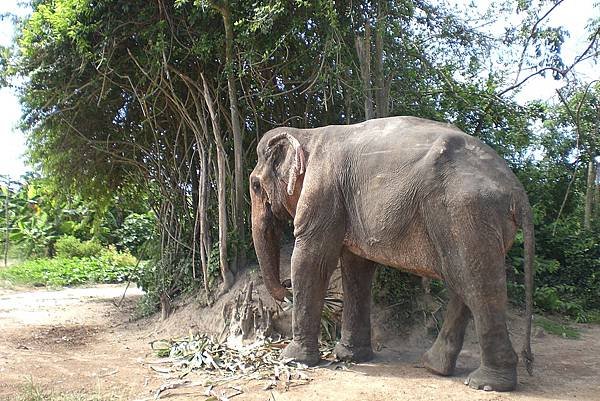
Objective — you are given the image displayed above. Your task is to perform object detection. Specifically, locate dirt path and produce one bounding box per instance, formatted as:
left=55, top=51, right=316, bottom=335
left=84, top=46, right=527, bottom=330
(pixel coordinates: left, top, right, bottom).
left=1, top=284, right=600, bottom=401
left=0, top=285, right=158, bottom=400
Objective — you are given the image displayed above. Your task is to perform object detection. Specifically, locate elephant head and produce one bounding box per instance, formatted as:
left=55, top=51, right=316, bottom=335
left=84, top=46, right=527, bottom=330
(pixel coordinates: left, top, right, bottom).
left=249, top=131, right=305, bottom=301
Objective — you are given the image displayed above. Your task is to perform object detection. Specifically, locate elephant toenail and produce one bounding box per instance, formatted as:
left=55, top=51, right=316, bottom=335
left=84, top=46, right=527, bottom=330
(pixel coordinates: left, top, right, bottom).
left=483, top=385, right=492, bottom=391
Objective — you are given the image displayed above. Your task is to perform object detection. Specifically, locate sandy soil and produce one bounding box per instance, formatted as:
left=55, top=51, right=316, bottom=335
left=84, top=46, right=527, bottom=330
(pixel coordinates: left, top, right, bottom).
left=0, top=284, right=157, bottom=400
left=1, top=280, right=600, bottom=401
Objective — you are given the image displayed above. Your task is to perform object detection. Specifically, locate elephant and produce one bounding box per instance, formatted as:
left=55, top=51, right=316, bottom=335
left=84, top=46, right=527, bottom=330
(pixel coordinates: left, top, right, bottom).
left=249, top=116, right=534, bottom=392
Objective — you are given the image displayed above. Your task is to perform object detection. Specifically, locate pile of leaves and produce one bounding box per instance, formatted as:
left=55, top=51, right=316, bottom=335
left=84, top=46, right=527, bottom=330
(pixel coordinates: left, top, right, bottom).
left=150, top=334, right=313, bottom=391
left=145, top=285, right=345, bottom=399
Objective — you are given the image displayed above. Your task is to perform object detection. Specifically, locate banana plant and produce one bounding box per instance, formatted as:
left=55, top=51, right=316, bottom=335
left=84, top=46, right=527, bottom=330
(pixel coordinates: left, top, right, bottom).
left=10, top=210, right=56, bottom=258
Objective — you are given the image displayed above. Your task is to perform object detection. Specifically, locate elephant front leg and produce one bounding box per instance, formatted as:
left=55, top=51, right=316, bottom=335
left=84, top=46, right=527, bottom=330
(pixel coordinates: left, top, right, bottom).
left=334, top=250, right=376, bottom=362
left=281, top=237, right=342, bottom=366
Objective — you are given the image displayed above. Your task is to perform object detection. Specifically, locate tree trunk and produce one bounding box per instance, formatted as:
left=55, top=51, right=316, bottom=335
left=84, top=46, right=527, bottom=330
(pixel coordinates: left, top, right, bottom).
left=596, top=159, right=600, bottom=218
left=374, top=0, right=388, bottom=118
left=198, top=143, right=210, bottom=293
left=201, top=73, right=234, bottom=291
left=160, top=292, right=172, bottom=320
left=344, top=80, right=352, bottom=124
left=4, top=185, right=8, bottom=267
left=222, top=4, right=245, bottom=273
left=584, top=160, right=596, bottom=229
left=355, top=23, right=374, bottom=121
left=190, top=153, right=200, bottom=280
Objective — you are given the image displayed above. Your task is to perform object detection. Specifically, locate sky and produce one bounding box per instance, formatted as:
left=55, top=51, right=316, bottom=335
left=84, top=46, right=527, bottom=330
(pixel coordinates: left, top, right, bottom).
left=509, top=1, right=598, bottom=103
left=0, top=1, right=29, bottom=181
left=0, top=0, right=598, bottom=180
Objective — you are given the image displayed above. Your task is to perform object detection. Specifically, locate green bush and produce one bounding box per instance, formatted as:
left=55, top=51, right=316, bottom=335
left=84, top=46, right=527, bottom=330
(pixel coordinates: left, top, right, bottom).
left=534, top=285, right=587, bottom=321
left=116, top=212, right=155, bottom=256
left=0, top=247, right=137, bottom=287
left=372, top=266, right=424, bottom=316
left=508, top=217, right=600, bottom=322
left=134, top=252, right=197, bottom=298
left=132, top=292, right=161, bottom=319
left=55, top=235, right=103, bottom=258
left=101, top=245, right=137, bottom=266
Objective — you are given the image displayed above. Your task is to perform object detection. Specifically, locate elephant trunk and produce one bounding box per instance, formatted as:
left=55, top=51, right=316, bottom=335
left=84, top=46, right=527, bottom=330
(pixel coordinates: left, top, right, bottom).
left=251, top=195, right=290, bottom=302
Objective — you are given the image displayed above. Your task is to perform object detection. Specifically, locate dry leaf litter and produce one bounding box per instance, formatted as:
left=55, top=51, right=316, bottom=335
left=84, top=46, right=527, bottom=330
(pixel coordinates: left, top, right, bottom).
left=145, top=282, right=346, bottom=400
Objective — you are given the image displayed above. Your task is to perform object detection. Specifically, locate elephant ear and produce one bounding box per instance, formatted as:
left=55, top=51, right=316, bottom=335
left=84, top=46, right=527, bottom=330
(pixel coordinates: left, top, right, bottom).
left=267, top=132, right=305, bottom=195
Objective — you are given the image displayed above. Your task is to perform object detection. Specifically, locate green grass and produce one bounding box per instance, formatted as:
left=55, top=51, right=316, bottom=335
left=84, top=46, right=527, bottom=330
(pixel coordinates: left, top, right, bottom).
left=534, top=315, right=581, bottom=339
left=584, top=309, right=600, bottom=324
left=0, top=250, right=137, bottom=287
left=4, top=379, right=123, bottom=401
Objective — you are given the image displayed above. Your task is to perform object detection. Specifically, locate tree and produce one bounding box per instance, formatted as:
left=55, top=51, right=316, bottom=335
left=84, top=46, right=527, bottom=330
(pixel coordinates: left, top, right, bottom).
left=3, top=0, right=599, bottom=314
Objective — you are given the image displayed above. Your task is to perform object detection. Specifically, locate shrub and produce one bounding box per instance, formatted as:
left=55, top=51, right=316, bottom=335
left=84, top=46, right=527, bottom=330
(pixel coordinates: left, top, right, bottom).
left=0, top=247, right=137, bottom=287
left=101, top=245, right=137, bottom=266
left=116, top=212, right=156, bottom=256
left=134, top=251, right=197, bottom=299
left=55, top=235, right=103, bottom=258
left=372, top=265, right=424, bottom=318
left=508, top=217, right=600, bottom=321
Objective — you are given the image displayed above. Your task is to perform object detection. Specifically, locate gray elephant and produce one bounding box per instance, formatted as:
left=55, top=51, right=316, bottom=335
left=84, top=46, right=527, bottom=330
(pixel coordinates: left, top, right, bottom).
left=249, top=116, right=534, bottom=392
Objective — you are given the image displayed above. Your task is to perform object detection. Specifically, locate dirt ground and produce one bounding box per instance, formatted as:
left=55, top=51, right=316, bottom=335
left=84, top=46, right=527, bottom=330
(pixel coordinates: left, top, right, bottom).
left=1, top=280, right=600, bottom=401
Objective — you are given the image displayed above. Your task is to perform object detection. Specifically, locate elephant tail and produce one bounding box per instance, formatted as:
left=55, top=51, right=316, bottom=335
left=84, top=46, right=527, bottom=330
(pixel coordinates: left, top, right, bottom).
left=520, top=199, right=535, bottom=376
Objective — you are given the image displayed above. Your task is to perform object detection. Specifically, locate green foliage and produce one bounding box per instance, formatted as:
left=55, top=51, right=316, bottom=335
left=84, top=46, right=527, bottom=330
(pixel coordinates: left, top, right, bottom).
left=534, top=285, right=586, bottom=322
left=585, top=310, right=600, bottom=324
left=132, top=291, right=161, bottom=320
left=195, top=237, right=249, bottom=292
left=534, top=316, right=580, bottom=339
left=372, top=266, right=423, bottom=314
left=509, top=220, right=600, bottom=322
left=134, top=248, right=199, bottom=304
left=115, top=212, right=155, bottom=256
left=3, top=0, right=600, bottom=316
left=1, top=174, right=154, bottom=265
left=0, top=247, right=137, bottom=287
left=55, top=235, right=103, bottom=258
left=502, top=83, right=600, bottom=322
left=372, top=266, right=447, bottom=334
left=10, top=211, right=56, bottom=258
left=206, top=243, right=222, bottom=287
left=321, top=295, right=343, bottom=344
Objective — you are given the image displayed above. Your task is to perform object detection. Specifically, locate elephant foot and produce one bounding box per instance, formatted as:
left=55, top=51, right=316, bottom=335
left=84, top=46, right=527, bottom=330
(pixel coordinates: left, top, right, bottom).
left=421, top=347, right=456, bottom=376
left=334, top=342, right=373, bottom=363
left=281, top=340, right=320, bottom=366
left=464, top=365, right=517, bottom=392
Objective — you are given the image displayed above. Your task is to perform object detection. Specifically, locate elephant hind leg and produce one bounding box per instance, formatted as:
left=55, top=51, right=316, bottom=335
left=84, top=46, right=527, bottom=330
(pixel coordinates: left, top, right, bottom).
left=422, top=289, right=470, bottom=376
left=462, top=275, right=518, bottom=391
left=455, top=244, right=518, bottom=391
left=334, top=249, right=377, bottom=362
left=425, top=198, right=518, bottom=390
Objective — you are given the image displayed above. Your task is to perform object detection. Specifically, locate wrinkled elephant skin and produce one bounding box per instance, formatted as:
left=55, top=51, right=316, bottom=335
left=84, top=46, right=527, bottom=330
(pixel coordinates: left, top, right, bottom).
left=249, top=116, right=535, bottom=392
